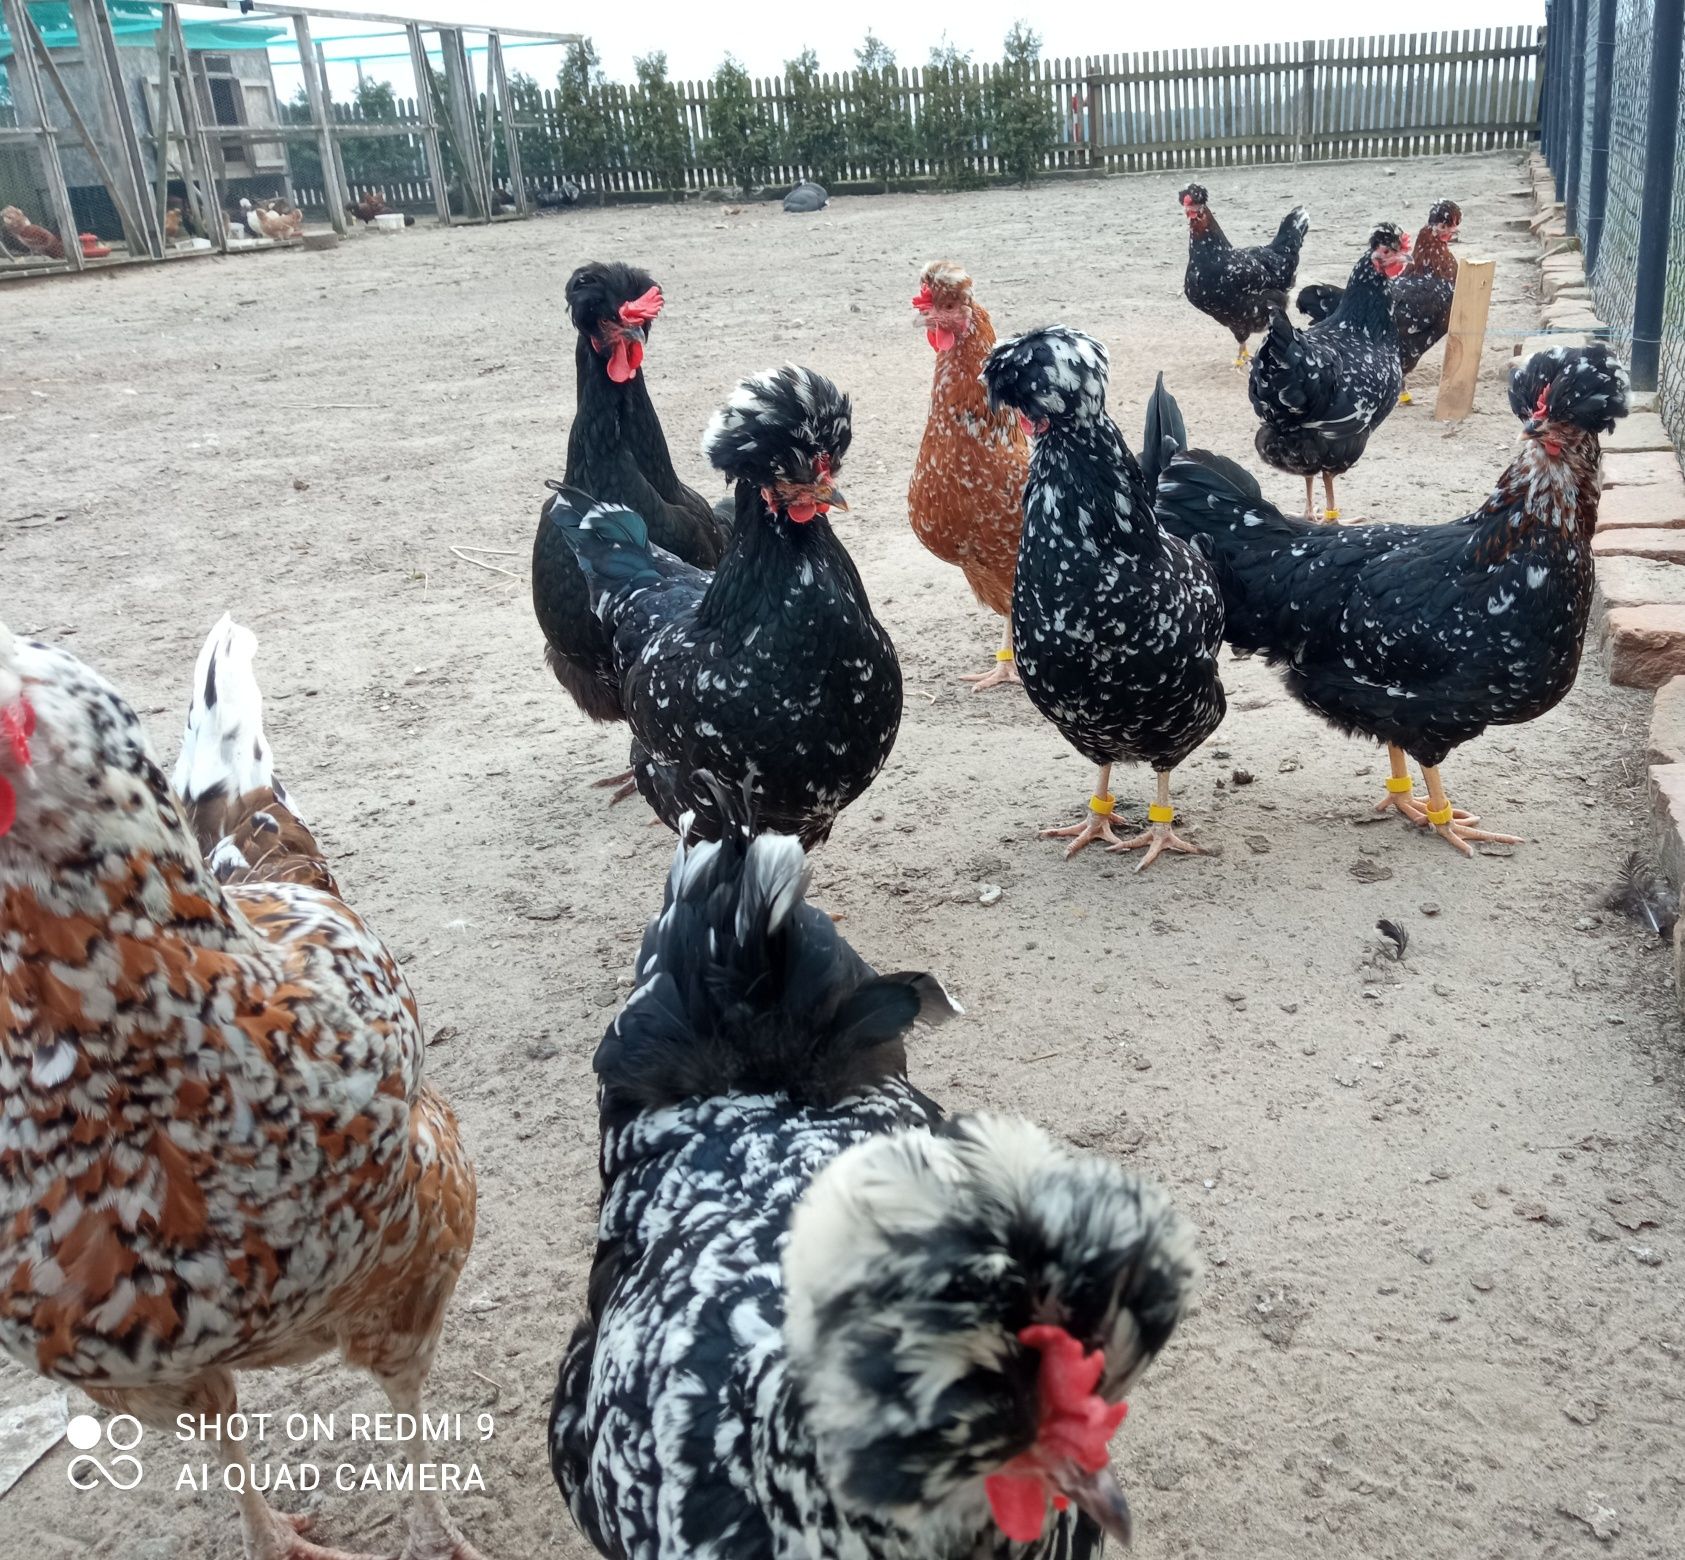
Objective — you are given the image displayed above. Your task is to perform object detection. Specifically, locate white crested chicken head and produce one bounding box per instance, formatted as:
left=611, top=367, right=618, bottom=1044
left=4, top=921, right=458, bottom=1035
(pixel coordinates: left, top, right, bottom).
left=703, top=364, right=853, bottom=522
left=982, top=326, right=1110, bottom=437
left=1366, top=221, right=1412, bottom=278
left=784, top=1112, right=1199, bottom=1551
left=912, top=260, right=976, bottom=353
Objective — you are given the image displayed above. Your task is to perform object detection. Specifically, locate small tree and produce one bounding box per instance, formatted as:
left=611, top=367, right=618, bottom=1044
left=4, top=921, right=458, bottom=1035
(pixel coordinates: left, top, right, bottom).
left=631, top=51, right=691, bottom=200
left=705, top=55, right=773, bottom=194
left=990, top=24, right=1055, bottom=187
left=340, top=77, right=421, bottom=187
left=921, top=42, right=985, bottom=191
left=783, top=47, right=845, bottom=186
left=849, top=32, right=909, bottom=183
left=557, top=38, right=615, bottom=199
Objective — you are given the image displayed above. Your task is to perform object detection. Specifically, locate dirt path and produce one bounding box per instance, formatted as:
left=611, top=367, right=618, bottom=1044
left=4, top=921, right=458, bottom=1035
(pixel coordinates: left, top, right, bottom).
left=2, top=151, right=1682, bottom=1559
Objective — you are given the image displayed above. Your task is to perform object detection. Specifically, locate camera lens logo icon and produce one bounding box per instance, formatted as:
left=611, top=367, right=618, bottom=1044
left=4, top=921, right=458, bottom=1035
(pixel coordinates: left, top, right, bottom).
left=66, top=1413, right=144, bottom=1491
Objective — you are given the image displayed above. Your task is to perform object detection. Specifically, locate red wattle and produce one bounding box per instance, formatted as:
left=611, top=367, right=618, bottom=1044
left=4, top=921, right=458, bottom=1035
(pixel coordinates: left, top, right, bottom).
left=785, top=499, right=819, bottom=523
left=0, top=774, right=14, bottom=837
left=985, top=1471, right=1048, bottom=1542
left=927, top=326, right=957, bottom=352
left=606, top=339, right=642, bottom=383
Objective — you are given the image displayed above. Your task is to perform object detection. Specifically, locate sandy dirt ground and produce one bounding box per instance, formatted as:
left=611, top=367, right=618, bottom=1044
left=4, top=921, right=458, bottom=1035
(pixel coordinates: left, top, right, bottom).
left=2, top=151, right=1683, bottom=1560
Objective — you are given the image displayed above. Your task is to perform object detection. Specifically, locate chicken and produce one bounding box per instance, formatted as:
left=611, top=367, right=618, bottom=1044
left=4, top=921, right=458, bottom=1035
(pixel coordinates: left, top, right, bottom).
left=550, top=798, right=1199, bottom=1558
left=0, top=617, right=480, bottom=1560
left=1249, top=222, right=1411, bottom=522
left=540, top=364, right=901, bottom=849
left=1297, top=200, right=1463, bottom=404
left=531, top=262, right=734, bottom=771
left=1155, top=345, right=1628, bottom=856
left=981, top=327, right=1226, bottom=868
left=1, top=204, right=65, bottom=259
left=1179, top=184, right=1309, bottom=367
left=908, top=261, right=1030, bottom=689
left=347, top=190, right=387, bottom=224
left=240, top=196, right=301, bottom=241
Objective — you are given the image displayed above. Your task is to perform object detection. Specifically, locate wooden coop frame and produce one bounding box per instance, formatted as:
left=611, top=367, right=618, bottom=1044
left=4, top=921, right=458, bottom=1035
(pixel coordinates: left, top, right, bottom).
left=0, top=0, right=578, bottom=278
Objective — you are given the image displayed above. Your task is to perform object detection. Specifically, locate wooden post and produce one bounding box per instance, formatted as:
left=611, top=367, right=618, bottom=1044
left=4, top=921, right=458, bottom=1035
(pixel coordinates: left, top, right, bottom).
left=439, top=28, right=491, bottom=221
left=294, top=15, right=349, bottom=234
left=1434, top=256, right=1496, bottom=421
left=1298, top=39, right=1317, bottom=162
left=165, top=4, right=227, bottom=253
left=1085, top=61, right=1102, bottom=167
left=70, top=0, right=162, bottom=256
left=407, top=24, right=453, bottom=226
left=487, top=33, right=529, bottom=215
left=0, top=0, right=83, bottom=270
left=154, top=19, right=173, bottom=238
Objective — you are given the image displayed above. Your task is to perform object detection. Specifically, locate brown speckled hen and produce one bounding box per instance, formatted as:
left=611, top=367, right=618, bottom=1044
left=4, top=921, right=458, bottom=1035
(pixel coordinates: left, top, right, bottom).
left=0, top=617, right=480, bottom=1560
left=908, top=261, right=1030, bottom=690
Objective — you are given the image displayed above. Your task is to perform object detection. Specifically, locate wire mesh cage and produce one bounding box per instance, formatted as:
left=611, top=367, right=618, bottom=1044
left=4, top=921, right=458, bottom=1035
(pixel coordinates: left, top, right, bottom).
left=1660, top=29, right=1685, bottom=447
left=1594, top=0, right=1653, bottom=360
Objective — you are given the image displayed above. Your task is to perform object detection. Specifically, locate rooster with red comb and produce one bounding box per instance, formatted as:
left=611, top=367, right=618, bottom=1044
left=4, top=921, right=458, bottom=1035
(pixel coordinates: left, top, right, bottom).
left=550, top=789, right=1199, bottom=1557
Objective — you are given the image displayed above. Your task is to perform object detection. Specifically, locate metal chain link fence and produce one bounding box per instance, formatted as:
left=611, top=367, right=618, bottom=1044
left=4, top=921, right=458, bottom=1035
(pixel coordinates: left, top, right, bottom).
left=1597, top=0, right=1651, bottom=360
left=1662, top=33, right=1685, bottom=448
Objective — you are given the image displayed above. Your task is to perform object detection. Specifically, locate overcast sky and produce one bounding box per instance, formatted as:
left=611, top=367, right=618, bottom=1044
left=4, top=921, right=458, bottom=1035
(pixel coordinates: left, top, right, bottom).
left=250, top=1, right=1545, bottom=91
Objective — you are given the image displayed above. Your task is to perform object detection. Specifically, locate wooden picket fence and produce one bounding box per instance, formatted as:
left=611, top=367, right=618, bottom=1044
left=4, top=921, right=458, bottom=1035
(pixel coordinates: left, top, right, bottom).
left=290, top=27, right=1543, bottom=208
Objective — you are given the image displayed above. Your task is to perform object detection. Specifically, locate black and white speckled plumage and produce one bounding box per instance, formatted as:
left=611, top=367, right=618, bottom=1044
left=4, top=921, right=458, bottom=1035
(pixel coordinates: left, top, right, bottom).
left=1156, top=345, right=1629, bottom=766
left=981, top=326, right=1226, bottom=775
left=1249, top=225, right=1408, bottom=480
left=549, top=814, right=1198, bottom=1559
left=1179, top=185, right=1310, bottom=351
left=542, top=366, right=901, bottom=848
left=533, top=261, right=733, bottom=723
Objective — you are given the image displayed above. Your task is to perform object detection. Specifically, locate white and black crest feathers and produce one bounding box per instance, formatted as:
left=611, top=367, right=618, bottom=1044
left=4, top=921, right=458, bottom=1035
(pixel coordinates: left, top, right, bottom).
left=1509, top=344, right=1630, bottom=435
left=701, top=364, right=853, bottom=488
left=982, top=326, right=1110, bottom=425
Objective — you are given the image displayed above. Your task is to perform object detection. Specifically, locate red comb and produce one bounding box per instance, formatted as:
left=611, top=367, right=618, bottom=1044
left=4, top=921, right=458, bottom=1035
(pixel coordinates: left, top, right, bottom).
left=1, top=698, right=33, bottom=768
left=912, top=282, right=934, bottom=311
left=618, top=285, right=663, bottom=326
left=816, top=452, right=833, bottom=481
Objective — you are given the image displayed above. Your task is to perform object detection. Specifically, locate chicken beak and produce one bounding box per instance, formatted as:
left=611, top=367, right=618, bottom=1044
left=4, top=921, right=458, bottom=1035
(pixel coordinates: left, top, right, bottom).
left=821, top=486, right=848, bottom=512
left=1057, top=1465, right=1133, bottom=1547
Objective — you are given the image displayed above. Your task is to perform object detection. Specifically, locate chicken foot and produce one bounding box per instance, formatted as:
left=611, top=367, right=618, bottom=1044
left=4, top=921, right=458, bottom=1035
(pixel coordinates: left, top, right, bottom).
left=591, top=767, right=637, bottom=805
left=1419, top=765, right=1523, bottom=858
left=375, top=1369, right=487, bottom=1560
left=1374, top=744, right=1478, bottom=826
left=1107, top=771, right=1207, bottom=871
left=960, top=620, right=1021, bottom=692
left=1321, top=471, right=1340, bottom=524
left=1232, top=342, right=1252, bottom=370
left=1041, top=764, right=1132, bottom=857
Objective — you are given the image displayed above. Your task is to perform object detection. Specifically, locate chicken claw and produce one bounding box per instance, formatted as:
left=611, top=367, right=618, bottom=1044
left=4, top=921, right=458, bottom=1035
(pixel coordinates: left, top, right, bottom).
left=1109, top=820, right=1206, bottom=870
left=260, top=1511, right=393, bottom=1560
left=960, top=658, right=1021, bottom=691
left=592, top=767, right=637, bottom=805
left=1374, top=788, right=1478, bottom=828
left=1041, top=793, right=1131, bottom=858
left=1417, top=764, right=1521, bottom=857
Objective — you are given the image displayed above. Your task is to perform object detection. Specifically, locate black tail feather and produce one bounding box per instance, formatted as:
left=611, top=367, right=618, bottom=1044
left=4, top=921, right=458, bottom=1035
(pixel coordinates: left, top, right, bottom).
left=1139, top=371, right=1188, bottom=492
left=1295, top=282, right=1343, bottom=323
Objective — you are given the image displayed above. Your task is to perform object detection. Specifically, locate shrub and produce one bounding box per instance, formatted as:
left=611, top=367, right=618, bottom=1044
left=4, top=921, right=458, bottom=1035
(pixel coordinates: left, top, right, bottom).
left=706, top=55, right=774, bottom=194
left=921, top=42, right=985, bottom=191
left=631, top=51, right=691, bottom=200
left=990, top=23, right=1056, bottom=187
left=557, top=39, right=616, bottom=199
left=783, top=48, right=846, bottom=186
left=849, top=32, right=910, bottom=183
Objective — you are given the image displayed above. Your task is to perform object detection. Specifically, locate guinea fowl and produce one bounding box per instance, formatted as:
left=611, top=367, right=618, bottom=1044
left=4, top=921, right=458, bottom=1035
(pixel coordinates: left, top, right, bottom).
left=1297, top=200, right=1463, bottom=404
left=0, top=618, right=479, bottom=1560
left=1250, top=222, right=1411, bottom=522
left=1179, top=184, right=1310, bottom=367
left=1156, top=345, right=1628, bottom=856
left=531, top=262, right=733, bottom=779
left=981, top=326, right=1226, bottom=868
left=550, top=800, right=1199, bottom=1558
left=908, top=260, right=1030, bottom=689
left=540, top=364, right=900, bottom=849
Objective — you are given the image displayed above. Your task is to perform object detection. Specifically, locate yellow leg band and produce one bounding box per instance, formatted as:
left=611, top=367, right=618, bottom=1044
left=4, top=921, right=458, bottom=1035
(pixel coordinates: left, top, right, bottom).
left=1148, top=802, right=1175, bottom=824
left=996, top=648, right=1015, bottom=662
left=1425, top=802, right=1455, bottom=827
left=1324, top=508, right=1341, bottom=522
left=1385, top=776, right=1414, bottom=794
left=1089, top=794, right=1115, bottom=816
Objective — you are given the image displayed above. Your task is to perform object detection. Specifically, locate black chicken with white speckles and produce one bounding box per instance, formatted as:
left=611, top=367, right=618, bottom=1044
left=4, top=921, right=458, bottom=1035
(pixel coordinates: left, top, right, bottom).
left=1156, top=345, right=1628, bottom=856
left=1249, top=223, right=1411, bottom=522
left=1179, top=184, right=1310, bottom=367
left=550, top=801, right=1199, bottom=1558
left=540, top=365, right=900, bottom=849
left=981, top=326, right=1226, bottom=868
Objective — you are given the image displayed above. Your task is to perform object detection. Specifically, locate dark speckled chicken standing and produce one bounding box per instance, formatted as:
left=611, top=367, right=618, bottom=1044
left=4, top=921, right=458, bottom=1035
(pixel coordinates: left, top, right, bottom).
left=540, top=365, right=901, bottom=849
left=1179, top=184, right=1310, bottom=367
left=981, top=326, right=1226, bottom=869
left=1249, top=223, right=1412, bottom=522
left=1297, top=200, right=1464, bottom=403
left=1156, top=345, right=1628, bottom=857
left=532, top=262, right=732, bottom=749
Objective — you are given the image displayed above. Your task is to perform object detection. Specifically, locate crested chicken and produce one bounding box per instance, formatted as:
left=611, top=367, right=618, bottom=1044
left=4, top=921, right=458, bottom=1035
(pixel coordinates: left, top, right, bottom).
left=550, top=799, right=1198, bottom=1558
left=1297, top=200, right=1463, bottom=404
left=1179, top=184, right=1310, bottom=366
left=982, top=326, right=1226, bottom=869
left=1, top=205, right=64, bottom=259
left=531, top=261, right=733, bottom=790
left=540, top=364, right=900, bottom=849
left=1155, top=345, right=1628, bottom=856
left=0, top=617, right=480, bottom=1560
left=1249, top=222, right=1411, bottom=521
left=908, top=260, right=1030, bottom=690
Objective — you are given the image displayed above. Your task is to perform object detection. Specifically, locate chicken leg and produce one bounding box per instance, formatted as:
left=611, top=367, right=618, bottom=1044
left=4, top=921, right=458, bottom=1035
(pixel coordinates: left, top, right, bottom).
left=960, top=619, right=1021, bottom=692
left=1420, top=765, right=1523, bottom=858
left=1041, top=763, right=1131, bottom=857
left=1321, top=472, right=1340, bottom=524
left=1373, top=744, right=1478, bottom=826
left=1232, top=341, right=1252, bottom=370
left=1108, top=770, right=1206, bottom=871
left=1302, top=474, right=1316, bottom=520
left=592, top=767, right=637, bottom=805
